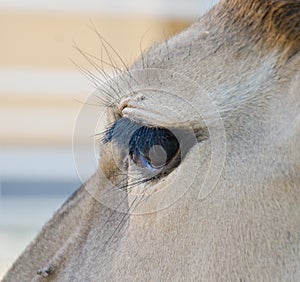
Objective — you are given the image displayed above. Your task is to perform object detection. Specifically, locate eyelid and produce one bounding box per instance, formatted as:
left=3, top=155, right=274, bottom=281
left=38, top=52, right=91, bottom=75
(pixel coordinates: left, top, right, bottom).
left=103, top=119, right=208, bottom=146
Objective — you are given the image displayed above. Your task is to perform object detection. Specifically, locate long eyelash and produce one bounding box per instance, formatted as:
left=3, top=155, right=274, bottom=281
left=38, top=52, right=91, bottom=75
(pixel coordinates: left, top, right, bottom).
left=95, top=122, right=117, bottom=144
left=106, top=167, right=153, bottom=193
left=96, top=118, right=142, bottom=144
left=118, top=176, right=155, bottom=193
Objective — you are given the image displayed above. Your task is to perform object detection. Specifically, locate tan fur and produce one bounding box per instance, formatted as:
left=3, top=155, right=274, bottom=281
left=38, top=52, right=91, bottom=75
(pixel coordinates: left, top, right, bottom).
left=3, top=0, right=300, bottom=281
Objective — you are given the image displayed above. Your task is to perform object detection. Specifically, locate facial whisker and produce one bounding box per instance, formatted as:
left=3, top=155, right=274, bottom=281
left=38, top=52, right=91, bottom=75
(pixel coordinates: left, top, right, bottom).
left=102, top=196, right=138, bottom=249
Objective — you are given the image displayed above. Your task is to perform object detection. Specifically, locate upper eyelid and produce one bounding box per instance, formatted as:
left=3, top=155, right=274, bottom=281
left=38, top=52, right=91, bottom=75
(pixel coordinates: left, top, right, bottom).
left=102, top=117, right=208, bottom=146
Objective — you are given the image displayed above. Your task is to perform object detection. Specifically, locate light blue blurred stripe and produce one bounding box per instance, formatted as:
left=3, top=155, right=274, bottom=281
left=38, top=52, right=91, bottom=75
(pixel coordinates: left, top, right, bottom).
left=0, top=0, right=219, bottom=20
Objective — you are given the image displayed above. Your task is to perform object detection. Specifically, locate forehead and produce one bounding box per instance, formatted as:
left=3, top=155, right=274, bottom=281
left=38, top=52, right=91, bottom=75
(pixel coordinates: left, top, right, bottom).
left=135, top=0, right=300, bottom=70
left=128, top=1, right=300, bottom=111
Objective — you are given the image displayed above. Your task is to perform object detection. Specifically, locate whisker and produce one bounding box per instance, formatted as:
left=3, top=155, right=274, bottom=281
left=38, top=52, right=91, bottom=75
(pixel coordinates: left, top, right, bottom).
left=73, top=42, right=112, bottom=80
left=74, top=45, right=123, bottom=72
left=138, top=26, right=154, bottom=69
left=89, top=21, right=129, bottom=72
left=72, top=97, right=106, bottom=108
left=102, top=196, right=138, bottom=249
left=70, top=58, right=102, bottom=87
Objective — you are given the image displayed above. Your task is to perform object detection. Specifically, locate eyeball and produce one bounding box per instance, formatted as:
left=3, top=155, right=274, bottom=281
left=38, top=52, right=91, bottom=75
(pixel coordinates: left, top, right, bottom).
left=129, top=126, right=180, bottom=174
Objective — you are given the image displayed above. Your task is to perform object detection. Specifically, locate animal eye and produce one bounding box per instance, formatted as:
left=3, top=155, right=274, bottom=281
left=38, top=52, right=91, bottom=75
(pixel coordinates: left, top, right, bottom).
left=129, top=127, right=180, bottom=173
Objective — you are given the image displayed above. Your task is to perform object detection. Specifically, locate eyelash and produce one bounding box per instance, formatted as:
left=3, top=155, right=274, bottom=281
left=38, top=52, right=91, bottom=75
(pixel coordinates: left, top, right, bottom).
left=101, top=122, right=117, bottom=144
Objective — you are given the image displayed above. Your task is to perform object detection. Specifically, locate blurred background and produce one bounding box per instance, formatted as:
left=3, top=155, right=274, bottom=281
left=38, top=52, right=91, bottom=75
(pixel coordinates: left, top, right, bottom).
left=0, top=0, right=218, bottom=278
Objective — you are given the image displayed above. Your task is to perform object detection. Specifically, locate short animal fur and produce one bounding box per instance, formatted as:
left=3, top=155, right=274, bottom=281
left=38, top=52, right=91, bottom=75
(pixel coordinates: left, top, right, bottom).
left=3, top=0, right=300, bottom=281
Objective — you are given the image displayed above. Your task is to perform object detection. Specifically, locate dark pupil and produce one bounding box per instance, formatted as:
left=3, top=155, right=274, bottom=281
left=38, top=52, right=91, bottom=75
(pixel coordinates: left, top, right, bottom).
left=129, top=127, right=180, bottom=169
